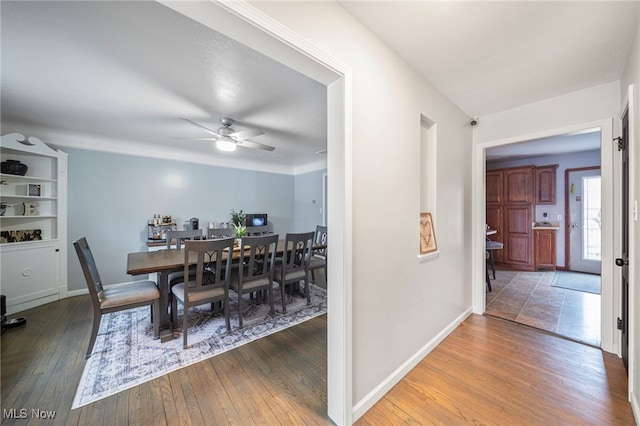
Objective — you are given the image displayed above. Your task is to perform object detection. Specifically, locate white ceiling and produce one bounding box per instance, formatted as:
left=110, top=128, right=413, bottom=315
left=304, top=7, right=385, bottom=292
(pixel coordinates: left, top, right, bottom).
left=0, top=1, right=328, bottom=174
left=341, top=1, right=639, bottom=118
left=2, top=1, right=638, bottom=171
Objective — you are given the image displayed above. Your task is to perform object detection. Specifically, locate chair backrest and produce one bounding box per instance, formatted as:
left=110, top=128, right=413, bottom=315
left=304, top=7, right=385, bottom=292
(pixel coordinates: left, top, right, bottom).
left=73, top=237, right=105, bottom=305
left=207, top=227, right=234, bottom=239
left=282, top=231, right=314, bottom=272
left=183, top=237, right=234, bottom=300
left=166, top=229, right=202, bottom=249
left=238, top=234, right=278, bottom=284
left=313, top=225, right=328, bottom=257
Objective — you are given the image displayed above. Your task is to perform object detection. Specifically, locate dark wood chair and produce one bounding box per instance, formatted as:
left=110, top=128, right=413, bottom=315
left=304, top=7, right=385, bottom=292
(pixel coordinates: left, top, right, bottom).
left=230, top=234, right=278, bottom=328
left=273, top=231, right=314, bottom=312
left=309, top=225, right=327, bottom=284
left=166, top=229, right=203, bottom=283
left=73, top=237, right=160, bottom=359
left=171, top=237, right=234, bottom=348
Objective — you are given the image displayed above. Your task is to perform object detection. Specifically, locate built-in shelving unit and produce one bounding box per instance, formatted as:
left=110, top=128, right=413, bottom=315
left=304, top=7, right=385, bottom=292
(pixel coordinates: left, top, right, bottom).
left=0, top=133, right=68, bottom=314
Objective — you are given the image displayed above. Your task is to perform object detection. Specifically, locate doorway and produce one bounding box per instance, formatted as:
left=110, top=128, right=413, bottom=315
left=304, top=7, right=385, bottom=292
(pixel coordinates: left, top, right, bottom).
left=475, top=119, right=615, bottom=354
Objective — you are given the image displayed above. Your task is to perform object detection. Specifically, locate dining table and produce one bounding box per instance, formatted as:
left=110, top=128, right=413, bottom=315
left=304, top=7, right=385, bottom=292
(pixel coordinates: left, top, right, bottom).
left=126, top=239, right=325, bottom=342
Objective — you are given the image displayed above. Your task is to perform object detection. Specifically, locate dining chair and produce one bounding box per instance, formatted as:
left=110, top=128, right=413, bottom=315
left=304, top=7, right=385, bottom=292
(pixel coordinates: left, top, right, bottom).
left=166, top=229, right=203, bottom=288
left=273, top=231, right=314, bottom=312
left=309, top=225, right=327, bottom=284
left=171, top=237, right=234, bottom=348
left=166, top=229, right=202, bottom=249
left=207, top=227, right=234, bottom=239
left=230, top=234, right=278, bottom=328
left=73, top=237, right=160, bottom=359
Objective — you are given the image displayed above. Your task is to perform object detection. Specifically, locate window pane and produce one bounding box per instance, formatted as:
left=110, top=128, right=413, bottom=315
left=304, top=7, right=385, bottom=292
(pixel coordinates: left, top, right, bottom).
left=582, top=176, right=601, bottom=261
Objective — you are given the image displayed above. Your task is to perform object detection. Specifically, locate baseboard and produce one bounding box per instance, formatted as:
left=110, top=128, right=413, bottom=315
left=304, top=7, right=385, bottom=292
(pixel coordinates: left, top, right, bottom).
left=66, top=288, right=89, bottom=298
left=630, top=390, right=640, bottom=425
left=351, top=307, right=474, bottom=421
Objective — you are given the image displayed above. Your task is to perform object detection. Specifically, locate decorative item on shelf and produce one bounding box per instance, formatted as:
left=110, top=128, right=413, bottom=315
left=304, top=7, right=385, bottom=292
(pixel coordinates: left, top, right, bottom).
left=1, top=159, right=28, bottom=176
left=23, top=202, right=39, bottom=216
left=27, top=183, right=41, bottom=197
left=1, top=229, right=43, bottom=243
left=0, top=203, right=6, bottom=216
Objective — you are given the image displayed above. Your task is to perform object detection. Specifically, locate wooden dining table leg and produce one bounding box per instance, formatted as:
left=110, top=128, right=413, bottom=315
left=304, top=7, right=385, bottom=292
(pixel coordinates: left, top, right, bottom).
left=156, top=271, right=174, bottom=342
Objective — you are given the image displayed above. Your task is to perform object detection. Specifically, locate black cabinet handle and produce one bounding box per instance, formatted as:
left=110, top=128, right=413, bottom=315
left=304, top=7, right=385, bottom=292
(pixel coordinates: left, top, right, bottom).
left=615, top=258, right=628, bottom=267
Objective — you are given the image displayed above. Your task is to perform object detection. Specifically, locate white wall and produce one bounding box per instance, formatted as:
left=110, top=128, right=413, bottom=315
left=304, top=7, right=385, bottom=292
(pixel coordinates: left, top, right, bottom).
left=488, top=149, right=601, bottom=268
left=251, top=1, right=473, bottom=417
left=620, top=6, right=640, bottom=419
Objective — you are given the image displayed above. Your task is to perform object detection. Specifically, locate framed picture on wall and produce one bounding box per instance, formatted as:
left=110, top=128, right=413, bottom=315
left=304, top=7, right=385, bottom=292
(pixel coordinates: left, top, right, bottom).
left=28, top=183, right=41, bottom=197
left=419, top=212, right=437, bottom=254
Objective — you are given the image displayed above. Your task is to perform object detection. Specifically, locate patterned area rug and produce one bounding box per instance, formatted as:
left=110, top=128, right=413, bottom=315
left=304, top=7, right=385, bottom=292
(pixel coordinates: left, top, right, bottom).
left=72, top=285, right=327, bottom=409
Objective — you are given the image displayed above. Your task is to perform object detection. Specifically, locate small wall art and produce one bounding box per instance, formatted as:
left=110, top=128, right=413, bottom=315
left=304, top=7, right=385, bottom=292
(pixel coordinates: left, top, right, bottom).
left=419, top=212, right=437, bottom=254
left=28, top=183, right=41, bottom=197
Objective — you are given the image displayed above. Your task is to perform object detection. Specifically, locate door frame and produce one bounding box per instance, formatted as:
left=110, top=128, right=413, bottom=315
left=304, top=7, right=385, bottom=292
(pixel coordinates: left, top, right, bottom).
left=564, top=166, right=602, bottom=272
left=619, top=85, right=636, bottom=398
left=472, top=119, right=617, bottom=355
left=159, top=2, right=354, bottom=424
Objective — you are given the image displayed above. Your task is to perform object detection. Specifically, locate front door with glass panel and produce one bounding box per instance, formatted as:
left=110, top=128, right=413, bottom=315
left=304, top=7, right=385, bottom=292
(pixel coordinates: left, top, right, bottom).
left=567, top=168, right=602, bottom=274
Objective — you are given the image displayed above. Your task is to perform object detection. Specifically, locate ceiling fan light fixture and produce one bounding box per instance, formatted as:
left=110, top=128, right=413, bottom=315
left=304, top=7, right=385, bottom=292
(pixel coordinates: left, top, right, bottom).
left=216, top=137, right=236, bottom=152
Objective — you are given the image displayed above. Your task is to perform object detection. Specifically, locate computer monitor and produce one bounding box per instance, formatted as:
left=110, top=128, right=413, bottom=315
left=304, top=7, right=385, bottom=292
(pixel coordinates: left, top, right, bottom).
left=246, top=213, right=267, bottom=227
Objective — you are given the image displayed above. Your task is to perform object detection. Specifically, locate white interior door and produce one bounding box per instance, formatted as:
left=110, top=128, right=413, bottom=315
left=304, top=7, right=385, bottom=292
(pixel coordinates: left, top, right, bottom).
left=568, top=168, right=602, bottom=274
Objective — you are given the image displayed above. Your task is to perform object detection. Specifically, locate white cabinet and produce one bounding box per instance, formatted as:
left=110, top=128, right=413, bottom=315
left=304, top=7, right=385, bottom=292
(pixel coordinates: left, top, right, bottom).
left=1, top=133, right=67, bottom=314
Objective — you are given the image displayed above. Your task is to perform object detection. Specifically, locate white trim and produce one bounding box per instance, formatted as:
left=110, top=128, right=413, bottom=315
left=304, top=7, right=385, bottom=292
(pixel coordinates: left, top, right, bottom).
left=351, top=308, right=473, bottom=422
left=417, top=251, right=440, bottom=262
left=472, top=119, right=616, bottom=355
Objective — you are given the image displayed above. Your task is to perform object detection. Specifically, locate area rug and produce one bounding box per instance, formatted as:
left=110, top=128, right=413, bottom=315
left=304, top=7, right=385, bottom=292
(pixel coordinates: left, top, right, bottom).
left=72, top=285, right=327, bottom=409
left=551, top=271, right=601, bottom=294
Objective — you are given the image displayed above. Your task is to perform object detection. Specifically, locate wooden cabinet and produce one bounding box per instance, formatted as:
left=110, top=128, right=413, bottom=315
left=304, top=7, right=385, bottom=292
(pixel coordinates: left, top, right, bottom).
left=504, top=167, right=533, bottom=204
left=534, top=229, right=556, bottom=270
left=486, top=171, right=503, bottom=204
left=535, top=165, right=558, bottom=205
left=0, top=133, right=67, bottom=314
left=486, top=166, right=534, bottom=270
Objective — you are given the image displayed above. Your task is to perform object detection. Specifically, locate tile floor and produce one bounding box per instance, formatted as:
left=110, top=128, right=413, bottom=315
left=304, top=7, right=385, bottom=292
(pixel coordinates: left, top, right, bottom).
left=485, top=267, right=601, bottom=347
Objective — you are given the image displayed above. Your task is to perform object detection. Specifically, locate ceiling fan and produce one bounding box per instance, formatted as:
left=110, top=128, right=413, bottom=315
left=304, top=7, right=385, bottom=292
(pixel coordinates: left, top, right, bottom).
left=179, top=117, right=275, bottom=152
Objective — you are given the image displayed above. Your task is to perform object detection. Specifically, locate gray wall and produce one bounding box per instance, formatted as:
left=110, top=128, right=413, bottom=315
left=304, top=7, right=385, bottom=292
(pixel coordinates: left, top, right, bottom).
left=66, top=148, right=303, bottom=291
left=294, top=169, right=326, bottom=232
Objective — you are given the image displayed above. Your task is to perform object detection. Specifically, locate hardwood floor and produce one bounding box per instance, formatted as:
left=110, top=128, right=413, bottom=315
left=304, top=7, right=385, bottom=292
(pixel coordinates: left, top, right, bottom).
left=486, top=268, right=601, bottom=346
left=356, top=315, right=634, bottom=426
left=1, top=295, right=330, bottom=425
left=2, top=293, right=633, bottom=425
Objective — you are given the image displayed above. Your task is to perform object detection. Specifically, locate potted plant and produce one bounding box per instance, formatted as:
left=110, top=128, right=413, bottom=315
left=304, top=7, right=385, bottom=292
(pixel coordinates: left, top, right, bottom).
left=230, top=209, right=247, bottom=243
left=230, top=209, right=246, bottom=227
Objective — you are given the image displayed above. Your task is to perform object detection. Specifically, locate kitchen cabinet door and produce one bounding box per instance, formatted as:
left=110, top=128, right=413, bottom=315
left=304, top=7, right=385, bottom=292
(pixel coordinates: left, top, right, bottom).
left=504, top=167, right=533, bottom=204
left=535, top=165, right=558, bottom=205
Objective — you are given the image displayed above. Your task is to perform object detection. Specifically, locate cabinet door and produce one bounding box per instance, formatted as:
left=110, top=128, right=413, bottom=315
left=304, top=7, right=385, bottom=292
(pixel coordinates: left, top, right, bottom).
left=505, top=205, right=533, bottom=268
left=486, top=205, right=504, bottom=263
left=504, top=167, right=533, bottom=204
left=535, top=230, right=556, bottom=270
left=1, top=242, right=58, bottom=313
left=486, top=171, right=503, bottom=204
left=535, top=165, right=557, bottom=205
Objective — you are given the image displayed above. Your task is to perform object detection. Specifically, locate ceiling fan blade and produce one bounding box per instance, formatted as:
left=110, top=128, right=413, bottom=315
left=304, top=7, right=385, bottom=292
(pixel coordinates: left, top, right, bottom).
left=174, top=137, right=217, bottom=140
left=230, top=128, right=265, bottom=140
left=179, top=118, right=221, bottom=137
left=236, top=139, right=275, bottom=151
left=315, top=149, right=327, bottom=154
